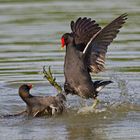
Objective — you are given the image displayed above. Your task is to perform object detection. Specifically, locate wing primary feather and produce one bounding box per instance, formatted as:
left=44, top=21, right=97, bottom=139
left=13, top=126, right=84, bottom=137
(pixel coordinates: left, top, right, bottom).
left=83, top=13, right=127, bottom=73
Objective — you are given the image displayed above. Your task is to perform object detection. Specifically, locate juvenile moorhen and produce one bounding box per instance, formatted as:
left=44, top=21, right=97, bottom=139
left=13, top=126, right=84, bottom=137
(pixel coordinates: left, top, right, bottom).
left=61, top=14, right=127, bottom=109
left=19, top=84, right=66, bottom=117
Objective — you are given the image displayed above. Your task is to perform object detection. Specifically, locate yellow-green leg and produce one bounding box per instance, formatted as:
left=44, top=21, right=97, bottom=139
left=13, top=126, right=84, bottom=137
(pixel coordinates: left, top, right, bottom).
left=92, top=98, right=100, bottom=109
left=77, top=98, right=100, bottom=114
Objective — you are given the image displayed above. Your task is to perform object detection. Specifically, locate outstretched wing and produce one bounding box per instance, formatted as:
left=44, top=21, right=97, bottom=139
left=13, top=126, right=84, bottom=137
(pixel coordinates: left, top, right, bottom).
left=71, top=17, right=101, bottom=47
left=83, top=13, right=127, bottom=73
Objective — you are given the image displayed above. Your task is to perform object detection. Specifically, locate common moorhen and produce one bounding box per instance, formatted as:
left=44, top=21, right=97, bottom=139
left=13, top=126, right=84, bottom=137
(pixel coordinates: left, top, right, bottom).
left=19, top=84, right=66, bottom=117
left=61, top=13, right=127, bottom=109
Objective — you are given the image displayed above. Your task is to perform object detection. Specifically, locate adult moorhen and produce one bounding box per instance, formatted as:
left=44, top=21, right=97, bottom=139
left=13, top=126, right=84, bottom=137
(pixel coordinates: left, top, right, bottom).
left=61, top=13, right=127, bottom=109
left=19, top=84, right=66, bottom=117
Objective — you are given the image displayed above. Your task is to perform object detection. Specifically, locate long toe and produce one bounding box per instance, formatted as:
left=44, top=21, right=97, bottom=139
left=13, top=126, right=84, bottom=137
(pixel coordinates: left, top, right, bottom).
left=77, top=99, right=105, bottom=114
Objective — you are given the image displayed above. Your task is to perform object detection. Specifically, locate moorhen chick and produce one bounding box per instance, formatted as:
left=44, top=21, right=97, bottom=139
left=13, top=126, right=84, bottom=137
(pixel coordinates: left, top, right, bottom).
left=61, top=13, right=127, bottom=109
left=19, top=84, right=66, bottom=117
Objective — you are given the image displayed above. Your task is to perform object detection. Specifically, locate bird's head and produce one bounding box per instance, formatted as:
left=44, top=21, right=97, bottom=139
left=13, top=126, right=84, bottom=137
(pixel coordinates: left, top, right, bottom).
left=61, top=33, right=74, bottom=48
left=19, top=84, right=33, bottom=99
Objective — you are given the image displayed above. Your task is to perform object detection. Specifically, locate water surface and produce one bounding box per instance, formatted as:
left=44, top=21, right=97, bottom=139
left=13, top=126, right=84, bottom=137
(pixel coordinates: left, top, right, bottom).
left=0, top=0, right=140, bottom=140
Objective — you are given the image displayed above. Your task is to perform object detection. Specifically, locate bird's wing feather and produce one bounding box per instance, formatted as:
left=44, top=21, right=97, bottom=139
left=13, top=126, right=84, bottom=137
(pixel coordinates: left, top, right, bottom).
left=83, top=13, right=127, bottom=73
left=71, top=17, right=101, bottom=45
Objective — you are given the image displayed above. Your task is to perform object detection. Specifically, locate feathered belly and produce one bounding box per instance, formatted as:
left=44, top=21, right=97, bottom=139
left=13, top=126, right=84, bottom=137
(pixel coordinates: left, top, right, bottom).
left=75, top=85, right=95, bottom=99
left=64, top=79, right=95, bottom=99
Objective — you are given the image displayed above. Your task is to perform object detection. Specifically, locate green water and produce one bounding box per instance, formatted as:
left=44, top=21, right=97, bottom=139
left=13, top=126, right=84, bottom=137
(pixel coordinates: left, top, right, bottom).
left=0, top=0, right=140, bottom=140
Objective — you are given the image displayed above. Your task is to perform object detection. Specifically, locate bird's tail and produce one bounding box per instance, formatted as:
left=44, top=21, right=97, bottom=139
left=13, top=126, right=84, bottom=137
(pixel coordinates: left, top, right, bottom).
left=94, top=80, right=113, bottom=93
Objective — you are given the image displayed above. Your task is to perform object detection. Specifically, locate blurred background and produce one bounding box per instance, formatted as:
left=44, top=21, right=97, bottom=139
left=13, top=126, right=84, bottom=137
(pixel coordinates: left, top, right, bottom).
left=0, top=0, right=139, bottom=140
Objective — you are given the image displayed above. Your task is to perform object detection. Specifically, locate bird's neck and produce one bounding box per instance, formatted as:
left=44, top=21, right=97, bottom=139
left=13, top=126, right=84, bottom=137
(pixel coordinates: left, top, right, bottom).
left=65, top=44, right=78, bottom=58
left=19, top=91, right=32, bottom=102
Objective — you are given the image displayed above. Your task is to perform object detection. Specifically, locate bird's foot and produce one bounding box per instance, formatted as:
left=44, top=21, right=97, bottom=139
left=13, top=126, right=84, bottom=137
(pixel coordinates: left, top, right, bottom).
left=77, top=106, right=106, bottom=114
left=77, top=106, right=95, bottom=114
left=43, top=66, right=62, bottom=93
left=77, top=99, right=106, bottom=114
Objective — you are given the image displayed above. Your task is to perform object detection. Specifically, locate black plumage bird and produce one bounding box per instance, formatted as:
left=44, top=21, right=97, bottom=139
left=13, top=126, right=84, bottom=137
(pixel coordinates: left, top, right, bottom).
left=19, top=84, right=66, bottom=117
left=61, top=14, right=127, bottom=108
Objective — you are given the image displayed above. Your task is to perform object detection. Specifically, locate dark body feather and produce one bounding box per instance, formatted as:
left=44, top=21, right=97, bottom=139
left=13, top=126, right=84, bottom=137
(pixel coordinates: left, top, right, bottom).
left=62, top=14, right=127, bottom=99
left=19, top=84, right=66, bottom=117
